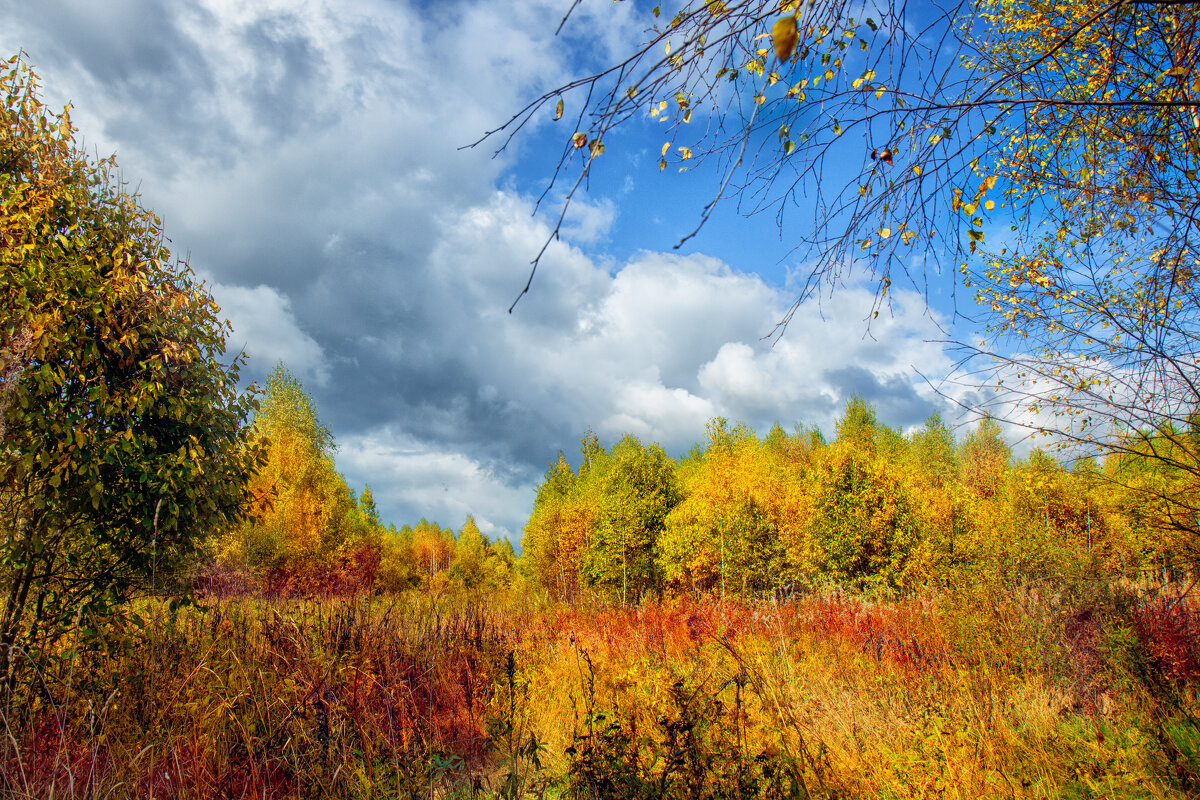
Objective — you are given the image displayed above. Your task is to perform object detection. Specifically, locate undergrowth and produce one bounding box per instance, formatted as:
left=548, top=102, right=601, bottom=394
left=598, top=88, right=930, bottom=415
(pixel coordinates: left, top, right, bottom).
left=0, top=585, right=1196, bottom=798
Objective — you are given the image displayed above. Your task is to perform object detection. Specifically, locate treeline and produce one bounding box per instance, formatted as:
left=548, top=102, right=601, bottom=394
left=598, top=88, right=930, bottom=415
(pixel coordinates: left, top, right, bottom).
left=523, top=398, right=1184, bottom=602
left=208, top=366, right=515, bottom=595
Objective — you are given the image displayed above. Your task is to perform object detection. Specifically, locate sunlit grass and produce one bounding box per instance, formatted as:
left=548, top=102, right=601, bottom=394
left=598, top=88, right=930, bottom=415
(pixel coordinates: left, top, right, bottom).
left=0, top=586, right=1197, bottom=797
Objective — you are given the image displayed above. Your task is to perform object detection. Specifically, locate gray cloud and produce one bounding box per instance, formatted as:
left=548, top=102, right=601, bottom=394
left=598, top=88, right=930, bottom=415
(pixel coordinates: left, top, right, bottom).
left=3, top=0, right=961, bottom=541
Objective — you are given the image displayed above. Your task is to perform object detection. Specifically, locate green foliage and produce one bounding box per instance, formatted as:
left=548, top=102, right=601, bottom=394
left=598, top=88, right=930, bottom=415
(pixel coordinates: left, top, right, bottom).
left=582, top=435, right=681, bottom=603
left=800, top=439, right=917, bottom=591
left=358, top=483, right=382, bottom=529
left=0, top=57, right=259, bottom=688
left=524, top=434, right=680, bottom=603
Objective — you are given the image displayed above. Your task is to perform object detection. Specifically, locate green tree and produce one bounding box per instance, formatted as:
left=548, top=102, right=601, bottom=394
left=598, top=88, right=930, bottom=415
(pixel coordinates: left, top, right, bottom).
left=583, top=434, right=681, bottom=603
left=358, top=484, right=383, bottom=529
left=795, top=399, right=918, bottom=590
left=0, top=58, right=259, bottom=687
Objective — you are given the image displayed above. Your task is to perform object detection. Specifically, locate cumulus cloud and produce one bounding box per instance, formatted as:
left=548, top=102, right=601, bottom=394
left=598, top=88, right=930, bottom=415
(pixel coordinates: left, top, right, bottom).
left=337, top=427, right=538, bottom=542
left=3, top=0, right=965, bottom=541
left=210, top=282, right=330, bottom=387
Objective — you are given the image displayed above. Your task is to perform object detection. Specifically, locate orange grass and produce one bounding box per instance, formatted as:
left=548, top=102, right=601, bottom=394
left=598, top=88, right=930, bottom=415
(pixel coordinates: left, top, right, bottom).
left=0, top=588, right=1197, bottom=798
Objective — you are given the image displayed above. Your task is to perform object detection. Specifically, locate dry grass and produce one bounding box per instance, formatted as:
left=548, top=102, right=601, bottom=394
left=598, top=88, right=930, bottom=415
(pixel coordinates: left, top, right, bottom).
left=0, top=587, right=1196, bottom=798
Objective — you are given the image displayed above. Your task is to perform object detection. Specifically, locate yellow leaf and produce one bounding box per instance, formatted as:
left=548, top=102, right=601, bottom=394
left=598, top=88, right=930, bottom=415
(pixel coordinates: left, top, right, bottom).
left=879, top=227, right=891, bottom=239
left=772, top=16, right=799, bottom=62
left=554, top=98, right=564, bottom=121
left=678, top=146, right=693, bottom=160
left=662, top=142, right=671, bottom=157
left=572, top=132, right=588, bottom=148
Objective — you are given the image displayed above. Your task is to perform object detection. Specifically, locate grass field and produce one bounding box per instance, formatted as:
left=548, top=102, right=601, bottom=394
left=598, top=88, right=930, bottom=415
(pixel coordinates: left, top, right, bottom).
left=1, top=583, right=1198, bottom=798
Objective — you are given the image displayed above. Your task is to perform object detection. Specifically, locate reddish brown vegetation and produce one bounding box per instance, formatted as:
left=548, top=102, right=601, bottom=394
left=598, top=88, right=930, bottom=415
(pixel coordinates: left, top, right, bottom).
left=542, top=594, right=948, bottom=672
left=2, top=716, right=112, bottom=798
left=1134, top=595, right=1200, bottom=684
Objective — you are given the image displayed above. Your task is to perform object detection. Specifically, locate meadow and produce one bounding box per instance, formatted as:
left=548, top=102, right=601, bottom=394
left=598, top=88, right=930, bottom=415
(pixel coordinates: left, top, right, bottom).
left=2, top=578, right=1198, bottom=799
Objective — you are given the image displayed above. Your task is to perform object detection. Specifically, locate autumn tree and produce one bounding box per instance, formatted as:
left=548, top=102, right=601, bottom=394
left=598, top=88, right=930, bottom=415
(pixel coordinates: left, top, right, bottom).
left=903, top=413, right=968, bottom=582
left=1103, top=423, right=1200, bottom=576
left=792, top=398, right=918, bottom=591
left=412, top=518, right=456, bottom=587
left=449, top=516, right=515, bottom=591
left=0, top=58, right=259, bottom=687
left=523, top=433, right=680, bottom=602
left=488, top=0, right=1199, bottom=568
left=583, top=434, right=680, bottom=603
left=659, top=419, right=803, bottom=597
left=959, top=416, right=1010, bottom=499
left=523, top=451, right=594, bottom=599
left=223, top=365, right=361, bottom=571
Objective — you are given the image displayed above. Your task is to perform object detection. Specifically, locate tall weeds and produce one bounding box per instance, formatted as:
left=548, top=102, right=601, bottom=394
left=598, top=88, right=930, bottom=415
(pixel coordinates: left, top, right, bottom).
left=0, top=587, right=1197, bottom=798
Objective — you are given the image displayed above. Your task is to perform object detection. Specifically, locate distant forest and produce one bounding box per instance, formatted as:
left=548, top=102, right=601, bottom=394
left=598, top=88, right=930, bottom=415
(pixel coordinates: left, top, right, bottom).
left=212, top=364, right=1178, bottom=607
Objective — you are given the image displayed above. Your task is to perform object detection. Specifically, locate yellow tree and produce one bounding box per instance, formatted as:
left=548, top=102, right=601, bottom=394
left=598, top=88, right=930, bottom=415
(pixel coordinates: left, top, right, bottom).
left=522, top=449, right=596, bottom=601
left=658, top=419, right=802, bottom=597
left=232, top=365, right=356, bottom=569
left=412, top=519, right=455, bottom=587
left=902, top=413, right=969, bottom=584
left=953, top=0, right=1200, bottom=560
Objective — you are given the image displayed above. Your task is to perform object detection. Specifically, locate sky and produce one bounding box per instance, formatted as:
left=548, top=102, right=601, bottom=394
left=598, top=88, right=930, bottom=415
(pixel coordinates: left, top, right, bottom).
left=4, top=0, right=995, bottom=543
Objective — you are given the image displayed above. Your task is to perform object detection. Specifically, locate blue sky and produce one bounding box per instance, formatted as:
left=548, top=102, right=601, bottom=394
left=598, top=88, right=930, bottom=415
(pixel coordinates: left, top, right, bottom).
left=4, top=0, right=1000, bottom=541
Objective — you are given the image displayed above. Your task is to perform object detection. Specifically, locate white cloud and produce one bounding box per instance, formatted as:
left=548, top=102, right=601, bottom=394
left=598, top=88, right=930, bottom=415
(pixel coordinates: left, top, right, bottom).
left=210, top=282, right=330, bottom=386
left=338, top=427, right=538, bottom=543
left=1, top=0, right=969, bottom=538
